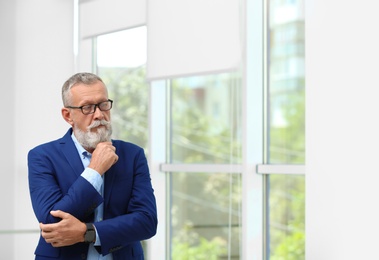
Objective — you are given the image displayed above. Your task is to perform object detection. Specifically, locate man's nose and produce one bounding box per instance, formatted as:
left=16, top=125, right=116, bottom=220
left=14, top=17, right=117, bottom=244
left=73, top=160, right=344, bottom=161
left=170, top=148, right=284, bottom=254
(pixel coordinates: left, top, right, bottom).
left=93, top=105, right=104, bottom=119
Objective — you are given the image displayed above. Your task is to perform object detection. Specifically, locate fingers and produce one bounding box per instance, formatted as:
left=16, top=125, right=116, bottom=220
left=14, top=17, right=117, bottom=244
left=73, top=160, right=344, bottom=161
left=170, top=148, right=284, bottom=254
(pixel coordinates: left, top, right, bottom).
left=90, top=142, right=118, bottom=174
left=41, top=229, right=62, bottom=247
left=96, top=141, right=115, bottom=151
left=40, top=222, right=55, bottom=241
left=39, top=210, right=78, bottom=247
left=103, top=143, right=117, bottom=161
left=40, top=214, right=85, bottom=247
left=113, top=154, right=119, bottom=165
left=40, top=221, right=56, bottom=232
left=40, top=210, right=70, bottom=231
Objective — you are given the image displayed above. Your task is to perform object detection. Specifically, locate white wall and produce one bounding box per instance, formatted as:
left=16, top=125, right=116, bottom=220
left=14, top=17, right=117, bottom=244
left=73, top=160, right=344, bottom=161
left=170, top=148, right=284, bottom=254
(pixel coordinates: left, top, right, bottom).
left=0, top=1, right=16, bottom=258
left=306, top=0, right=379, bottom=259
left=0, top=0, right=74, bottom=258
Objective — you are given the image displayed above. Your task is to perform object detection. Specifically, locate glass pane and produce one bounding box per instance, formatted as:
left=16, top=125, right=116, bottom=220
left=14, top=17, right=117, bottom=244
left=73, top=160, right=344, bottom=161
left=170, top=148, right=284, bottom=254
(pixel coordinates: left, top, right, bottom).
left=171, top=73, right=242, bottom=164
left=268, top=0, right=305, bottom=163
left=268, top=0, right=305, bottom=259
left=170, top=172, right=241, bottom=259
left=268, top=175, right=305, bottom=259
left=96, top=26, right=149, bottom=150
left=170, top=73, right=242, bottom=259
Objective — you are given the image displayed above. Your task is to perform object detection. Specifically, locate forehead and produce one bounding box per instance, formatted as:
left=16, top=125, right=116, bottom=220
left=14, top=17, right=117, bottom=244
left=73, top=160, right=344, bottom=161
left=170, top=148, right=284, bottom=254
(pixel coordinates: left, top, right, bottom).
left=70, top=81, right=108, bottom=104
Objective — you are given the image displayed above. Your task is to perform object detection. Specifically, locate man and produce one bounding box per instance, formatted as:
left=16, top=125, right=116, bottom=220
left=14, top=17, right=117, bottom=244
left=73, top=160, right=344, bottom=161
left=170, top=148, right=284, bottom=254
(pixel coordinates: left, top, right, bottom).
left=28, top=72, right=157, bottom=260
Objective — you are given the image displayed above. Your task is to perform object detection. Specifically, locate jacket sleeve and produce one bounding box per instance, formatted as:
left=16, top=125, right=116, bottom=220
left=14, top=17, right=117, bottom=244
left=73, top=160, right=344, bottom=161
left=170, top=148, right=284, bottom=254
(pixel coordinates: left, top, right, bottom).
left=28, top=145, right=103, bottom=224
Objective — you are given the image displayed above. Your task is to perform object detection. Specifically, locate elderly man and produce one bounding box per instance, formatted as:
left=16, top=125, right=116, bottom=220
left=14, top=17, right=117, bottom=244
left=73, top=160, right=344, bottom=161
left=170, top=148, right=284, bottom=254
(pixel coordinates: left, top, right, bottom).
left=28, top=72, right=157, bottom=260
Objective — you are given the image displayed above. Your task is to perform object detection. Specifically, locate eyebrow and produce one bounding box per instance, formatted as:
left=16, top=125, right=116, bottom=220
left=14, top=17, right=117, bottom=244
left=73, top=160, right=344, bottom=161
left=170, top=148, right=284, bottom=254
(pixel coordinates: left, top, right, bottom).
left=77, top=99, right=108, bottom=106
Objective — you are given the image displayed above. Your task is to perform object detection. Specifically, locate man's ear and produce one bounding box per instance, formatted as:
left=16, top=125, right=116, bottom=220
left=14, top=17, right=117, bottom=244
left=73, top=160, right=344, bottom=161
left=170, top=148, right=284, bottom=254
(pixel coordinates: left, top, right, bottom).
left=61, top=108, right=74, bottom=126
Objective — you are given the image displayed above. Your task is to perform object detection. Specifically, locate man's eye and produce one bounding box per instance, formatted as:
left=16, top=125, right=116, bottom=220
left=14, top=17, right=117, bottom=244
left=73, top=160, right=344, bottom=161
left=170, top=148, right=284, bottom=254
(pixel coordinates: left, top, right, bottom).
left=99, top=103, right=108, bottom=109
left=82, top=105, right=93, bottom=111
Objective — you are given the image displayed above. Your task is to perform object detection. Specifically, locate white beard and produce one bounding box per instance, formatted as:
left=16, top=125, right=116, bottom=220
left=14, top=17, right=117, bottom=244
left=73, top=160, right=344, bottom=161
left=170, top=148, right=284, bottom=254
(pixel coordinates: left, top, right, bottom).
left=74, top=119, right=112, bottom=150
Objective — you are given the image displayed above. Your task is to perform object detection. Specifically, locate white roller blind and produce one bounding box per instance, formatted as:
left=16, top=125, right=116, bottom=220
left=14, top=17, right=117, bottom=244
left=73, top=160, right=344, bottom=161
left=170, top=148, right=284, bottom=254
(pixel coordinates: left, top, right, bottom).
left=147, top=0, right=242, bottom=80
left=80, top=0, right=146, bottom=39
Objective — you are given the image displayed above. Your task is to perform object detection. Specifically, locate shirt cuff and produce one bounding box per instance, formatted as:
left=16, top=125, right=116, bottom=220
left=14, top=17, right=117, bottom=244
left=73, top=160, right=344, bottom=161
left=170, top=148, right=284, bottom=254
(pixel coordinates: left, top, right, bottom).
left=81, top=167, right=103, bottom=193
left=93, top=225, right=102, bottom=246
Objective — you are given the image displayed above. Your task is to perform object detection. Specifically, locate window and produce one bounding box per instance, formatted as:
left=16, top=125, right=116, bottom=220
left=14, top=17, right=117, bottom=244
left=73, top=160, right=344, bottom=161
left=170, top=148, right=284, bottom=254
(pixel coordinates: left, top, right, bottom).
left=267, top=0, right=305, bottom=259
left=168, top=73, right=242, bottom=259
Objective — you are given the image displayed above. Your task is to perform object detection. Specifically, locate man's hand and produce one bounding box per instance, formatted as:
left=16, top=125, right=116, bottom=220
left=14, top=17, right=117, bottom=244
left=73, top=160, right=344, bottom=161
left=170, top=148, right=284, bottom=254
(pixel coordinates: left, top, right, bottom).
left=39, top=210, right=87, bottom=247
left=89, top=142, right=118, bottom=175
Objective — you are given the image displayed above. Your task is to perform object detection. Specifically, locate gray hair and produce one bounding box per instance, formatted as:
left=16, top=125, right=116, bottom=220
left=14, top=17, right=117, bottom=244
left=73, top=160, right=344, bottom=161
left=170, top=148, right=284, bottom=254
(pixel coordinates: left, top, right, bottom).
left=62, top=72, right=105, bottom=106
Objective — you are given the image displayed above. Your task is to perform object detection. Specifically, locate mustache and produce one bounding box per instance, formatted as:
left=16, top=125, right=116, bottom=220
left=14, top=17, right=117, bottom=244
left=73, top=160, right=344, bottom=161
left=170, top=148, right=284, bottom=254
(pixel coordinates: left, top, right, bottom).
left=87, top=120, right=111, bottom=130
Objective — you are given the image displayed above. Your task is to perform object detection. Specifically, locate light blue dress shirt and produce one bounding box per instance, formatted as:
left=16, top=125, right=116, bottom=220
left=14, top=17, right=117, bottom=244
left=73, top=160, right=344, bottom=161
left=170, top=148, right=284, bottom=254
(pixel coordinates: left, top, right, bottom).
left=71, top=134, right=113, bottom=260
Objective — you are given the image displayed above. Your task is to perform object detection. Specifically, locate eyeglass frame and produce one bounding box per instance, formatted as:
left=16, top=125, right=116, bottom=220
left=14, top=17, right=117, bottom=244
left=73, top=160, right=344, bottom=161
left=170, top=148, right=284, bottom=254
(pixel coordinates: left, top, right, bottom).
left=65, top=99, right=113, bottom=115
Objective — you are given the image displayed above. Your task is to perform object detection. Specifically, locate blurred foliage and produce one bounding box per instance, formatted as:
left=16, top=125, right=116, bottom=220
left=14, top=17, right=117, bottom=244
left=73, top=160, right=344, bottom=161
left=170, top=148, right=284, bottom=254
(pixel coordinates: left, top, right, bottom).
left=269, top=89, right=305, bottom=259
left=172, top=236, right=227, bottom=260
left=270, top=231, right=305, bottom=260
left=269, top=88, right=305, bottom=164
left=170, top=75, right=242, bottom=259
left=172, top=221, right=227, bottom=260
left=171, top=74, right=242, bottom=164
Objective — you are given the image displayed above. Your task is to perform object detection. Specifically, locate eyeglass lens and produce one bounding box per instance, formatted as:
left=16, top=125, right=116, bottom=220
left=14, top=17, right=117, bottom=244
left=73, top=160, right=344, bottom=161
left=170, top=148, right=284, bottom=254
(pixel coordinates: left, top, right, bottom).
left=82, top=100, right=112, bottom=114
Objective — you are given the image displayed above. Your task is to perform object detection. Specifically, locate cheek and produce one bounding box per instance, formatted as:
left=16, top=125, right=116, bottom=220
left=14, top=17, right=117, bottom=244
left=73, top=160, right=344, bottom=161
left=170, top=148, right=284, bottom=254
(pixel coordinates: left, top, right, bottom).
left=73, top=116, right=91, bottom=131
left=104, top=112, right=111, bottom=121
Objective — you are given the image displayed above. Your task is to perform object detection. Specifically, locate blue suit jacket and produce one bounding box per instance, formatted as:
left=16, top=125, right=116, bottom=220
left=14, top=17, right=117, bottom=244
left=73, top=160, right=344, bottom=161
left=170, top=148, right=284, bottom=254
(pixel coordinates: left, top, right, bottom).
left=28, top=129, right=157, bottom=260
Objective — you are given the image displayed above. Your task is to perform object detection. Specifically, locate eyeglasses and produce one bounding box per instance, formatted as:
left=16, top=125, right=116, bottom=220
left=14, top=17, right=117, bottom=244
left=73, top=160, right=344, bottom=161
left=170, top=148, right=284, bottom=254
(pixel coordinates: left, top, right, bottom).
left=66, top=99, right=113, bottom=115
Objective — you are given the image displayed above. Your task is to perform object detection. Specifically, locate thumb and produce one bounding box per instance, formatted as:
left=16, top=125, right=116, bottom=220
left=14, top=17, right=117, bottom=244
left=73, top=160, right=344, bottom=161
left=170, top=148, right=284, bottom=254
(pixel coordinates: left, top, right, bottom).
left=50, top=210, right=66, bottom=218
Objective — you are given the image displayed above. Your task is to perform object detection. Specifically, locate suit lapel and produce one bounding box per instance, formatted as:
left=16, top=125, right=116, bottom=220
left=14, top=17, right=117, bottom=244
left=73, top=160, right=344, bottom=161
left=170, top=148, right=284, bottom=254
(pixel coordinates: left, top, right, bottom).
left=104, top=168, right=115, bottom=209
left=60, top=129, right=84, bottom=177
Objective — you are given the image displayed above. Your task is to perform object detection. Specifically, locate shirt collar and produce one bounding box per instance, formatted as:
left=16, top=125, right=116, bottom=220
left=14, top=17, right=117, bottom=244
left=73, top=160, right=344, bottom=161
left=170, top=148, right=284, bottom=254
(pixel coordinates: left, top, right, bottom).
left=71, top=132, right=91, bottom=159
